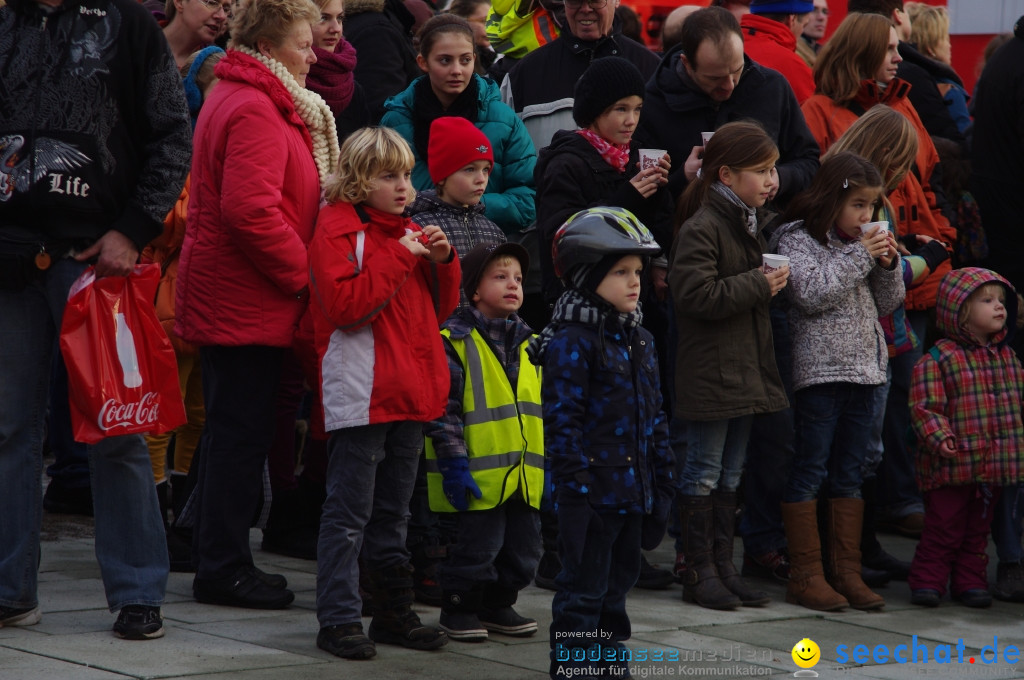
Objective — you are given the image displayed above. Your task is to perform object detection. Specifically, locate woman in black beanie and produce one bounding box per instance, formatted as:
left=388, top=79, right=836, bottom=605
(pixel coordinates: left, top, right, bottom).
left=532, top=56, right=677, bottom=595
left=534, top=56, right=675, bottom=313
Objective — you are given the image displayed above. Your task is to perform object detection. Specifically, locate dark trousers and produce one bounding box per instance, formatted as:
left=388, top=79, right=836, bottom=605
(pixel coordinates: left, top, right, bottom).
left=909, top=484, right=1000, bottom=596
left=193, top=345, right=284, bottom=580
left=440, top=498, right=542, bottom=592
left=550, top=504, right=640, bottom=679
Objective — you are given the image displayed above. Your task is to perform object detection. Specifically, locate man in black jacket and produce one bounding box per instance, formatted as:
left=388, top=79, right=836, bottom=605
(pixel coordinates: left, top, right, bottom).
left=634, top=6, right=819, bottom=202
left=0, top=0, right=191, bottom=640
left=972, top=19, right=1024, bottom=348
left=500, top=0, right=659, bottom=151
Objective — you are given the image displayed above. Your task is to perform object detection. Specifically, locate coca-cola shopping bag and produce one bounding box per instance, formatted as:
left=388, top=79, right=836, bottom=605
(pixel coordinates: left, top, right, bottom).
left=60, top=264, right=186, bottom=444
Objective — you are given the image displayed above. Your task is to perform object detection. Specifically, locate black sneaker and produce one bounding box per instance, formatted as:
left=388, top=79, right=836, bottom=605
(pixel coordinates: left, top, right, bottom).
left=193, top=566, right=294, bottom=609
left=0, top=605, right=42, bottom=628
left=993, top=561, right=1024, bottom=602
left=439, top=610, right=488, bottom=642
left=317, top=623, right=377, bottom=659
left=248, top=565, right=288, bottom=590
left=113, top=605, right=164, bottom=640
left=478, top=606, right=537, bottom=637
left=635, top=555, right=674, bottom=590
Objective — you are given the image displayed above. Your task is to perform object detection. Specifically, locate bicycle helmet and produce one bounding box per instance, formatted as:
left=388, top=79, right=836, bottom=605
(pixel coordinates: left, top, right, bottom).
left=552, top=207, right=662, bottom=281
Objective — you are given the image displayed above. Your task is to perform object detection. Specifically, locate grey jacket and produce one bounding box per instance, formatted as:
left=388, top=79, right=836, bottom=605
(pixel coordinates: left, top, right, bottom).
left=771, top=220, right=905, bottom=392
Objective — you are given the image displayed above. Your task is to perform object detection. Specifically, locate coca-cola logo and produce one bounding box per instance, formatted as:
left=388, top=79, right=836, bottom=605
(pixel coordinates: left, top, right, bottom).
left=97, top=391, right=161, bottom=431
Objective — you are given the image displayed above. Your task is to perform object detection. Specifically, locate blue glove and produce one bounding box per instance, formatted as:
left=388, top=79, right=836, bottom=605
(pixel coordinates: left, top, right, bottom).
left=436, top=457, right=482, bottom=511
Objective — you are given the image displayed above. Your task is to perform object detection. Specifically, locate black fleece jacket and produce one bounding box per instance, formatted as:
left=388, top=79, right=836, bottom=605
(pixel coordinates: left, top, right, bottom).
left=0, top=0, right=191, bottom=249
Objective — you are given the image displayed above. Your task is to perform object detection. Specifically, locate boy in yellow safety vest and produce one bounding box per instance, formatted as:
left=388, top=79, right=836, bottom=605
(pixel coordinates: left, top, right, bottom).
left=424, top=241, right=545, bottom=642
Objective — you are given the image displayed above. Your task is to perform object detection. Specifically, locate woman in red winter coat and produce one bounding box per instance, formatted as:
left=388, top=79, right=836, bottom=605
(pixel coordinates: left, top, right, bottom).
left=175, top=0, right=340, bottom=610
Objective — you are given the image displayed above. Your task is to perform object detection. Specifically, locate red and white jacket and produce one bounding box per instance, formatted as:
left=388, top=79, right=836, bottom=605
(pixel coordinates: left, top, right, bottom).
left=309, top=201, right=460, bottom=430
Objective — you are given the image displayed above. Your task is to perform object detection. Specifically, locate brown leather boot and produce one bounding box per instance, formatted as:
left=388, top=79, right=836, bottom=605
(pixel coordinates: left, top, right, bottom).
left=826, top=498, right=885, bottom=611
left=782, top=501, right=848, bottom=612
left=711, top=491, right=769, bottom=606
left=679, top=495, right=741, bottom=610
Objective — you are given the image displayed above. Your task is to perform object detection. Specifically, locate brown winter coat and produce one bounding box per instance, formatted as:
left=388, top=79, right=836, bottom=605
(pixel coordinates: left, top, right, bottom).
left=669, top=189, right=789, bottom=421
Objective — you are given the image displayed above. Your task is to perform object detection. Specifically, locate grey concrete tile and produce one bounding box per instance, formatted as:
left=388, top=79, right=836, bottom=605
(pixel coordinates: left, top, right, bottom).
left=161, top=599, right=312, bottom=626
left=181, top=609, right=324, bottom=658
left=0, top=646, right=126, bottom=680
left=3, top=626, right=320, bottom=678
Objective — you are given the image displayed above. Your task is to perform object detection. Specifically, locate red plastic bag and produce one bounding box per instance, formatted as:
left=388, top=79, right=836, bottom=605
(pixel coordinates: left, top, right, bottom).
left=60, top=264, right=186, bottom=444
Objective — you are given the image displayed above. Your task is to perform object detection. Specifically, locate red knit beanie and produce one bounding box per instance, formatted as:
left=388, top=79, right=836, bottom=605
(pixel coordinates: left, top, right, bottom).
left=427, top=117, right=495, bottom=185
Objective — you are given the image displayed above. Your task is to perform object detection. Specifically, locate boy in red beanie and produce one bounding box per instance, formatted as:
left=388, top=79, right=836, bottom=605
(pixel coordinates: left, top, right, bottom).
left=409, top=116, right=509, bottom=313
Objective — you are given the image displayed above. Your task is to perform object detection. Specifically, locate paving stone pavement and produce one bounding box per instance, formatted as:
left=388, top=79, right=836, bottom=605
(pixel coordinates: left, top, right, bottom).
left=2, top=515, right=1023, bottom=680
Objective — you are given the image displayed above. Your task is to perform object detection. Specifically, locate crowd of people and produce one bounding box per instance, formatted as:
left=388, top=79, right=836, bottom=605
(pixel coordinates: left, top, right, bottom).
left=2, top=0, right=1024, bottom=677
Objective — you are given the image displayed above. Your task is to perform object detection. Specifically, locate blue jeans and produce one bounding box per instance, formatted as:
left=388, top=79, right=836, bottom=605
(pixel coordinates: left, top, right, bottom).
left=316, top=421, right=421, bottom=627
left=45, top=347, right=91, bottom=490
left=785, top=382, right=881, bottom=503
left=550, top=503, right=640, bottom=679
left=440, top=498, right=542, bottom=592
left=0, top=258, right=168, bottom=612
left=678, top=416, right=754, bottom=496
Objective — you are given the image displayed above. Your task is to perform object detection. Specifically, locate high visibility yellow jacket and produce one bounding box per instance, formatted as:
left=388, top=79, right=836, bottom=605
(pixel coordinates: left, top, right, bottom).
left=425, top=327, right=544, bottom=511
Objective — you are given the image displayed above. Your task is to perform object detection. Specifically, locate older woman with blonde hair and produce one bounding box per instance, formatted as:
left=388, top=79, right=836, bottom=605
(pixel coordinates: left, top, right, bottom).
left=904, top=2, right=970, bottom=133
left=175, top=0, right=340, bottom=610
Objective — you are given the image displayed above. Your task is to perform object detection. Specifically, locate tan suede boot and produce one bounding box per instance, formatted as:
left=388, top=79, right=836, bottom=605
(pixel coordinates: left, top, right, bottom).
left=826, top=498, right=885, bottom=611
left=782, top=501, right=848, bottom=612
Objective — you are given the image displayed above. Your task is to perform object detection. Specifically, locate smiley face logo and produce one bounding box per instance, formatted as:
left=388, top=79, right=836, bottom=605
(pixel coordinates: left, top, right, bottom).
left=792, top=638, right=820, bottom=669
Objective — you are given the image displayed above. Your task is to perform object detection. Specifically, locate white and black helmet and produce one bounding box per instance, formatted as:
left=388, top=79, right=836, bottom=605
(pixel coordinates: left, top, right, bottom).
left=552, top=207, right=662, bottom=282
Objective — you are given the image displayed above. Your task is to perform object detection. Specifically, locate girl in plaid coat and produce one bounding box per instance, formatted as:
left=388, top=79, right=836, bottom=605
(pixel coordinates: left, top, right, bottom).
left=909, top=267, right=1024, bottom=608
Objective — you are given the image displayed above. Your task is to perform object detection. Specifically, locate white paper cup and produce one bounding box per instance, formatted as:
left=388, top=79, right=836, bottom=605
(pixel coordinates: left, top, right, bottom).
left=762, top=254, right=789, bottom=273
left=701, top=131, right=715, bottom=146
left=638, top=148, right=666, bottom=171
left=859, top=221, right=889, bottom=236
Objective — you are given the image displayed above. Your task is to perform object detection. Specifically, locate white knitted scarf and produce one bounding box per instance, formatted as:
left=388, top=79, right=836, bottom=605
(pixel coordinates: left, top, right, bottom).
left=235, top=45, right=340, bottom=188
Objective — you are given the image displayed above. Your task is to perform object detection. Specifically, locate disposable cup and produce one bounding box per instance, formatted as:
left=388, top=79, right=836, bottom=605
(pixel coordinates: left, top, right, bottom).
left=701, top=131, right=715, bottom=146
left=762, top=253, right=790, bottom=273
left=638, top=148, right=666, bottom=171
left=859, top=221, right=889, bottom=236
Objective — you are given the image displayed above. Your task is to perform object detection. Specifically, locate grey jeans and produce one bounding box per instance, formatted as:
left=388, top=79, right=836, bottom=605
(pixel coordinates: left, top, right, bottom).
left=316, top=421, right=421, bottom=627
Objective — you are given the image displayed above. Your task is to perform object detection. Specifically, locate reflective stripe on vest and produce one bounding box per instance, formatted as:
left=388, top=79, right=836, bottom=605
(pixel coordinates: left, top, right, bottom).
left=425, top=329, right=544, bottom=511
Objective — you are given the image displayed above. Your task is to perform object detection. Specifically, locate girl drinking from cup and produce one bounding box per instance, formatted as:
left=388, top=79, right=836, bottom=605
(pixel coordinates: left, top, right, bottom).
left=770, top=151, right=904, bottom=613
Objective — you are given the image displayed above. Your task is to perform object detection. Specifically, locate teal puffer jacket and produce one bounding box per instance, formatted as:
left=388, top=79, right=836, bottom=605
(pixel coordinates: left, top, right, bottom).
left=381, top=74, right=537, bottom=236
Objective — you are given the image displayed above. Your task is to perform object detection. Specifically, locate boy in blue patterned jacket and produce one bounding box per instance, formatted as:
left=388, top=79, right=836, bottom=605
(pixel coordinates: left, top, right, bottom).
left=527, top=208, right=676, bottom=679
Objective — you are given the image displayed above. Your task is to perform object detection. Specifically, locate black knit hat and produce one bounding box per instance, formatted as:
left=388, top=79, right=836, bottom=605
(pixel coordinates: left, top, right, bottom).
left=461, top=241, right=531, bottom=302
left=572, top=57, right=647, bottom=128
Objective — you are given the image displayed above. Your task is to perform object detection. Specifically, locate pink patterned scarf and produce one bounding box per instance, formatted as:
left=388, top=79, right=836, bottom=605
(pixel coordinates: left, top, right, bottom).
left=576, top=128, right=630, bottom=173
